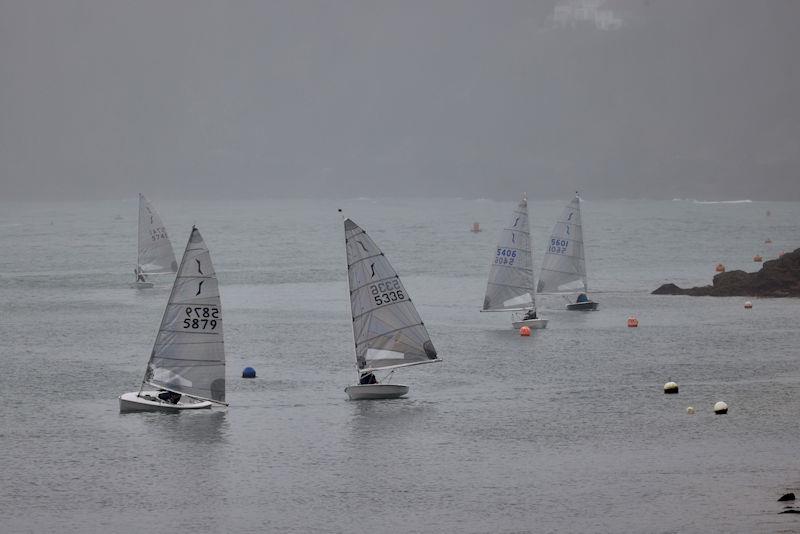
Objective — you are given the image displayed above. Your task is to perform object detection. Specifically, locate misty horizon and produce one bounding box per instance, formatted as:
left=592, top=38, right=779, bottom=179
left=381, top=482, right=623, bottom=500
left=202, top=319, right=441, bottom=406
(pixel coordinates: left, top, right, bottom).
left=1, top=1, right=799, bottom=202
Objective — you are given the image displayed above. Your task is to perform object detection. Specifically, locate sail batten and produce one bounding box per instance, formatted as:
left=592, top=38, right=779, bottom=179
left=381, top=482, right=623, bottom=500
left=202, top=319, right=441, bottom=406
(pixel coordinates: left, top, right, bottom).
left=137, top=194, right=178, bottom=275
left=344, top=218, right=439, bottom=371
left=537, top=194, right=587, bottom=293
left=482, top=195, right=537, bottom=312
left=144, top=227, right=226, bottom=403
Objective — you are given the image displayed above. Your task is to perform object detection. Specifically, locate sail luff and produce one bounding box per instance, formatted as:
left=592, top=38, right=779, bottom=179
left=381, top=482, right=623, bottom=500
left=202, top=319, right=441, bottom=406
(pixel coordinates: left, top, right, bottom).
left=482, top=195, right=536, bottom=311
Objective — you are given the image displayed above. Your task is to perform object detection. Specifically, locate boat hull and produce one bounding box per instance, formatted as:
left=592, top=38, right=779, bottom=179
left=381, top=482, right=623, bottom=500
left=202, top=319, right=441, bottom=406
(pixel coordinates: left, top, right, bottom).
left=119, top=391, right=212, bottom=413
left=130, top=281, right=154, bottom=289
left=566, top=301, right=599, bottom=311
left=345, top=384, right=409, bottom=400
left=511, top=318, right=548, bottom=330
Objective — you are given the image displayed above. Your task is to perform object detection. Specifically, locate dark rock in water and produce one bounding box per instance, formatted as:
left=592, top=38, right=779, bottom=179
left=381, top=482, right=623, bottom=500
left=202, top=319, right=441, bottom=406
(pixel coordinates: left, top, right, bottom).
left=652, top=248, right=800, bottom=297
left=779, top=493, right=796, bottom=502
left=779, top=509, right=800, bottom=514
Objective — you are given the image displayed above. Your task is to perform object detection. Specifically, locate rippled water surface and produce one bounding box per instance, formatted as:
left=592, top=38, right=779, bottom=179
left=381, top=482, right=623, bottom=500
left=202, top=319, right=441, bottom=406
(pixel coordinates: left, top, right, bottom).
left=1, top=197, right=799, bottom=533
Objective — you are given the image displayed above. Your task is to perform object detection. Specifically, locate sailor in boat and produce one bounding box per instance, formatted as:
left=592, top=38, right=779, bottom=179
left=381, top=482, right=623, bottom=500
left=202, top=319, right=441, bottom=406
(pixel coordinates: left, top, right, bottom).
left=134, top=268, right=147, bottom=283
left=576, top=293, right=589, bottom=304
left=522, top=309, right=538, bottom=321
left=157, top=390, right=181, bottom=404
left=359, top=372, right=378, bottom=385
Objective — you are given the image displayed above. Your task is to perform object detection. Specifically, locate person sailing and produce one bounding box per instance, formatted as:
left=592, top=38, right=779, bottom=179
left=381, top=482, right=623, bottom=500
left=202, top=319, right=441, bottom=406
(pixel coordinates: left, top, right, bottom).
left=134, top=268, right=147, bottom=283
left=359, top=372, right=378, bottom=385
left=522, top=309, right=538, bottom=321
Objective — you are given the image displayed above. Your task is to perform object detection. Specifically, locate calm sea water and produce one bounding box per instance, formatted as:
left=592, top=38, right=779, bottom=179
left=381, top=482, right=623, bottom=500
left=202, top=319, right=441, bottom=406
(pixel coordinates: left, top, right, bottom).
left=1, top=197, right=799, bottom=533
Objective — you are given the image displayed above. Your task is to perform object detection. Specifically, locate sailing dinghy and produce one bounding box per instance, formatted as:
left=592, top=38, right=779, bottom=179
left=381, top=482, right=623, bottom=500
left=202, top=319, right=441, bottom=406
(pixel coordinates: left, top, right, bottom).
left=119, top=226, right=227, bottom=413
left=481, top=194, right=548, bottom=329
left=342, top=216, right=441, bottom=400
left=131, top=193, right=178, bottom=289
left=537, top=193, right=598, bottom=311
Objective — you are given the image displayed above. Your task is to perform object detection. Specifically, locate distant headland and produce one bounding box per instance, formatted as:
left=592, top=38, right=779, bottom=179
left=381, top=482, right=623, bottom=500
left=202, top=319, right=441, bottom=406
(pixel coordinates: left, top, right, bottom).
left=653, top=248, right=800, bottom=297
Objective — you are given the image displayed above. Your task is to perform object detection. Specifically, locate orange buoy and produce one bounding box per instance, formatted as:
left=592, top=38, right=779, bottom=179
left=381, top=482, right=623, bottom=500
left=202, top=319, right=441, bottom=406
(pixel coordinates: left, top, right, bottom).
left=471, top=222, right=481, bottom=233
left=627, top=316, right=639, bottom=328
left=519, top=326, right=531, bottom=336
left=744, top=301, right=753, bottom=309
left=753, top=255, right=763, bottom=262
left=715, top=263, right=725, bottom=273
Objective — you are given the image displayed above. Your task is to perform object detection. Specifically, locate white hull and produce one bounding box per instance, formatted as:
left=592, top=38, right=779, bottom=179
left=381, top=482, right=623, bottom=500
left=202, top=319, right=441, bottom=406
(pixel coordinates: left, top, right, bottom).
left=130, top=281, right=154, bottom=289
left=119, top=390, right=212, bottom=413
left=345, top=383, right=409, bottom=400
left=512, top=318, right=548, bottom=329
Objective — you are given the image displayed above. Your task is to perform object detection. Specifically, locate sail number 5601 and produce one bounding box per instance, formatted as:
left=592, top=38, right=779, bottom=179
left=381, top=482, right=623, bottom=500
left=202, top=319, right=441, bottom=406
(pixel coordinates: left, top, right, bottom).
left=548, top=238, right=569, bottom=255
left=182, top=306, right=219, bottom=330
left=370, top=280, right=405, bottom=306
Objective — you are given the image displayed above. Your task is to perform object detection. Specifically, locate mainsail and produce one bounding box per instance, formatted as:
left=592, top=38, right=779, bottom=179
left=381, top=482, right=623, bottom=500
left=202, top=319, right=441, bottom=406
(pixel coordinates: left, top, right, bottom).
left=137, top=193, right=178, bottom=275
left=144, top=227, right=226, bottom=404
left=482, top=195, right=536, bottom=312
left=344, top=218, right=439, bottom=372
left=537, top=193, right=586, bottom=293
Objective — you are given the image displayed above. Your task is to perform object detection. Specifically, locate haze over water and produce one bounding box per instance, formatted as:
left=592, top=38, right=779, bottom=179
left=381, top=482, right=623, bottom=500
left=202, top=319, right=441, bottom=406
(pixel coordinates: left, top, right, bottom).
left=1, top=197, right=799, bottom=533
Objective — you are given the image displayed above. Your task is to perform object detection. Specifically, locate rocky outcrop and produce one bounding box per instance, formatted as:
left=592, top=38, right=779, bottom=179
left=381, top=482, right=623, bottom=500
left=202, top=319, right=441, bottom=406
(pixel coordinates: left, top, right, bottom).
left=652, top=248, right=800, bottom=297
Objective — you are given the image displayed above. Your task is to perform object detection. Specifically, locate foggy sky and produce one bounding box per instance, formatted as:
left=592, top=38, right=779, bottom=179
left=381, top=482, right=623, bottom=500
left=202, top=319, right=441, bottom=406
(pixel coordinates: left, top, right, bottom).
left=1, top=0, right=798, bottom=201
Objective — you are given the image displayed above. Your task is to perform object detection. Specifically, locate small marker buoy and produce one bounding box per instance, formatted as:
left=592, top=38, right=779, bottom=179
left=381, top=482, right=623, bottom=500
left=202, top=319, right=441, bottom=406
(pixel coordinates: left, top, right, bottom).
left=744, top=301, right=753, bottom=309
left=627, top=316, right=639, bottom=328
left=686, top=406, right=695, bottom=414
left=715, top=263, right=725, bottom=273
left=753, top=255, right=763, bottom=262
left=242, top=366, right=256, bottom=378
left=779, top=251, right=785, bottom=258
left=714, top=401, right=728, bottom=414
left=471, top=222, right=481, bottom=233
left=519, top=326, right=531, bottom=336
left=765, top=238, right=772, bottom=244
left=663, top=381, right=679, bottom=394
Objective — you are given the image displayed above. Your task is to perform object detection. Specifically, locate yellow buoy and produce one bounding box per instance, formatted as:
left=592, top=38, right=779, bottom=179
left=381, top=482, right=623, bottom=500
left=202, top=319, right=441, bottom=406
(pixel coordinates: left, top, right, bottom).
left=663, top=381, right=679, bottom=394
left=519, top=326, right=531, bottom=336
left=627, top=316, right=639, bottom=328
left=714, top=401, right=728, bottom=414
left=744, top=301, right=753, bottom=309
left=686, top=406, right=695, bottom=415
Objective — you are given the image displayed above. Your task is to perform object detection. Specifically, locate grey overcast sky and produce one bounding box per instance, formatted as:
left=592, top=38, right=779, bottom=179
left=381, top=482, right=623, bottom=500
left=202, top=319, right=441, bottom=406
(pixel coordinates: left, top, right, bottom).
left=1, top=0, right=798, bottom=201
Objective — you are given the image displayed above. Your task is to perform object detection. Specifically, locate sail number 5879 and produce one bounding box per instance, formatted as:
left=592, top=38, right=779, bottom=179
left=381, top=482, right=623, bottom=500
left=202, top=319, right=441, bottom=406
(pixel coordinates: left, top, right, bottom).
left=182, top=306, right=219, bottom=330
left=370, top=280, right=405, bottom=306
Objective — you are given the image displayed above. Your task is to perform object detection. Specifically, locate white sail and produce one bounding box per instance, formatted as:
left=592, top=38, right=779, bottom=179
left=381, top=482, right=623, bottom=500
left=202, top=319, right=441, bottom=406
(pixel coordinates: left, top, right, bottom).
left=344, top=218, right=439, bottom=372
left=144, top=227, right=226, bottom=404
left=482, top=195, right=536, bottom=311
left=137, top=193, right=178, bottom=275
left=537, top=193, right=587, bottom=293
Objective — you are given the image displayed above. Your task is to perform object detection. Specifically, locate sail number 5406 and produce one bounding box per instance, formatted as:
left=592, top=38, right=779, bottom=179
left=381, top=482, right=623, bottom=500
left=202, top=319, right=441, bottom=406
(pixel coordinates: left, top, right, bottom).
left=182, top=306, right=219, bottom=330
left=370, top=280, right=405, bottom=306
left=495, top=248, right=517, bottom=265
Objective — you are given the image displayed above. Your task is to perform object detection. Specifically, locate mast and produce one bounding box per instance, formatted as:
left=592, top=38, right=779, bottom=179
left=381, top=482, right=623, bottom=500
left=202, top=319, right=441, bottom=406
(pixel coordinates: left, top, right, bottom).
left=339, top=209, right=361, bottom=378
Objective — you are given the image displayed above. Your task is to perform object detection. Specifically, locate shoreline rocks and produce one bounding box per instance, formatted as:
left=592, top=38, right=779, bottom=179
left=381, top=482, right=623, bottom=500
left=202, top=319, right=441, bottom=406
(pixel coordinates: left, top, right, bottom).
left=653, top=248, right=800, bottom=297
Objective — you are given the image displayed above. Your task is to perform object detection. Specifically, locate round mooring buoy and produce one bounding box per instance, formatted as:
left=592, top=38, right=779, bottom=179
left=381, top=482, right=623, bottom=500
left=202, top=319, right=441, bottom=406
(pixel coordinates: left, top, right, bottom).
left=519, top=326, right=531, bottom=337
left=242, top=366, right=257, bottom=379
left=715, top=263, right=725, bottom=273
left=686, top=406, right=695, bottom=415
left=744, top=301, right=753, bottom=309
left=714, top=401, right=728, bottom=414
left=627, top=316, right=639, bottom=328
left=664, top=381, right=679, bottom=394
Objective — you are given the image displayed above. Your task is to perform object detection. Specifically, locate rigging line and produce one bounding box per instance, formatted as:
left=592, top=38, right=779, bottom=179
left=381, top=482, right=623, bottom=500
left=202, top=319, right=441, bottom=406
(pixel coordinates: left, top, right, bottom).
left=352, top=298, right=413, bottom=320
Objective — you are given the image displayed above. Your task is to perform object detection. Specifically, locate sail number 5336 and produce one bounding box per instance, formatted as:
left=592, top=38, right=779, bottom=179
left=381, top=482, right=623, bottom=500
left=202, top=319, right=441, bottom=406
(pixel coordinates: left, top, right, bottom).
left=182, top=306, right=219, bottom=330
left=370, top=280, right=405, bottom=306
left=495, top=248, right=517, bottom=265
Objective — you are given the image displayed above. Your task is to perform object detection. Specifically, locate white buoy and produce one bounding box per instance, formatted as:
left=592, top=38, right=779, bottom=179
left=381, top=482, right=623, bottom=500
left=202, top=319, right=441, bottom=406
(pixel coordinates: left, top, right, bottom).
left=686, top=406, right=695, bottom=414
left=714, top=401, right=728, bottom=414
left=744, top=301, right=753, bottom=309
left=663, top=381, right=679, bottom=394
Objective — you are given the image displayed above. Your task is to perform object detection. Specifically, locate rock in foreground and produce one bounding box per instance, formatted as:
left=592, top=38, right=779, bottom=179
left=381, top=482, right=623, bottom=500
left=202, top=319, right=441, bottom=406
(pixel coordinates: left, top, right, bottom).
left=653, top=248, right=800, bottom=297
